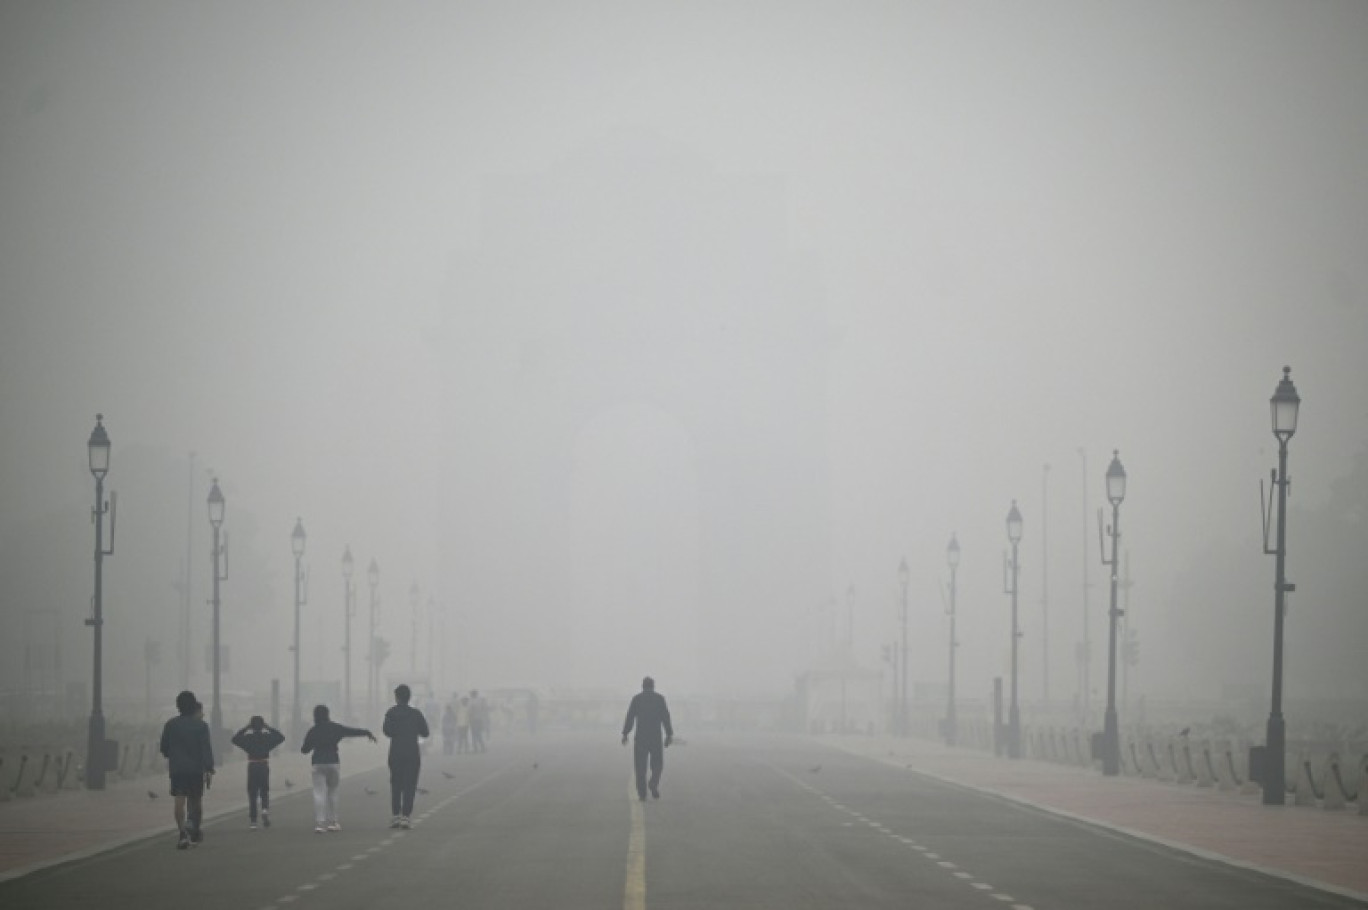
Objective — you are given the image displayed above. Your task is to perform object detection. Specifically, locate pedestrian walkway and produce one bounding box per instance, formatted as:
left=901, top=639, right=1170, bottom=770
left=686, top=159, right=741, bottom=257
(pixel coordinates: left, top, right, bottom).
left=831, top=734, right=1368, bottom=903
left=0, top=749, right=387, bottom=883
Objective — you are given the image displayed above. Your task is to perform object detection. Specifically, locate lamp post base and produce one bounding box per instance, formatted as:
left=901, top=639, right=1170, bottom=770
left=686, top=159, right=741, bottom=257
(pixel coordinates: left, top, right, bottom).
left=1262, top=714, right=1286, bottom=805
left=1007, top=704, right=1021, bottom=759
left=85, top=711, right=106, bottom=790
left=1102, top=706, right=1120, bottom=776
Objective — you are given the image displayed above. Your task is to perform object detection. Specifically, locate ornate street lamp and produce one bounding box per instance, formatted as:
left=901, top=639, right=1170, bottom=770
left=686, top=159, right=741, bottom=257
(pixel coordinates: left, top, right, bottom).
left=207, top=478, right=229, bottom=750
left=1261, top=366, right=1300, bottom=805
left=342, top=545, right=355, bottom=721
left=1004, top=501, right=1022, bottom=759
left=409, top=581, right=420, bottom=677
left=1099, top=452, right=1126, bottom=776
left=367, top=558, right=380, bottom=716
left=290, top=518, right=307, bottom=735
left=84, top=415, right=116, bottom=789
left=897, top=558, right=909, bottom=736
left=946, top=534, right=960, bottom=746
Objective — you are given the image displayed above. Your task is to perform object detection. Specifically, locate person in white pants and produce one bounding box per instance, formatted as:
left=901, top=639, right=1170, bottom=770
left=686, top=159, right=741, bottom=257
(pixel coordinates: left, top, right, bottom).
left=300, top=704, right=376, bottom=832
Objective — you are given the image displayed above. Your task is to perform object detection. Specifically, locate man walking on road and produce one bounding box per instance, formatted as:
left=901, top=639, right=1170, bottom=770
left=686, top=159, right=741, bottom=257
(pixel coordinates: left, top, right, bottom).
left=231, top=715, right=285, bottom=829
left=621, top=676, right=673, bottom=801
left=160, top=690, right=215, bottom=849
left=383, top=684, right=429, bottom=829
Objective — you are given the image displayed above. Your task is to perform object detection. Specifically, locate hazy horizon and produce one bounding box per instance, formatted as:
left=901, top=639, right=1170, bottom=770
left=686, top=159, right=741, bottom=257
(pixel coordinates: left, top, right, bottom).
left=2, top=2, right=1366, bottom=719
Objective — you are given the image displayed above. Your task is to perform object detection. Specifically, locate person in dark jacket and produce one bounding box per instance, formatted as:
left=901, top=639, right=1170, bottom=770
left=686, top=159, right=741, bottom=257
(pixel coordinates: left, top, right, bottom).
left=301, top=704, right=376, bottom=833
left=621, top=676, right=674, bottom=801
left=160, top=689, right=215, bottom=849
left=231, top=715, right=285, bottom=829
left=383, top=684, right=430, bottom=829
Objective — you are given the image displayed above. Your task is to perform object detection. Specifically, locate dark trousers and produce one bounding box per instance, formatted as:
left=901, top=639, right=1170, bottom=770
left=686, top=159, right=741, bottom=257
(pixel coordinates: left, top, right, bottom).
left=246, top=762, right=271, bottom=820
left=633, top=739, right=664, bottom=798
left=390, top=757, right=420, bottom=817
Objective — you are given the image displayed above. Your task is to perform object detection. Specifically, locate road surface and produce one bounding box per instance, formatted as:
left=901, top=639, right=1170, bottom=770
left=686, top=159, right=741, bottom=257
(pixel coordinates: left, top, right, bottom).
left=1, top=732, right=1360, bottom=909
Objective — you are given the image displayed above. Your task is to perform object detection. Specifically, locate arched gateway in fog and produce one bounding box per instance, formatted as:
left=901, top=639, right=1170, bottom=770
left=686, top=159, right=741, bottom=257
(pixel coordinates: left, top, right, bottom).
left=434, top=130, right=834, bottom=696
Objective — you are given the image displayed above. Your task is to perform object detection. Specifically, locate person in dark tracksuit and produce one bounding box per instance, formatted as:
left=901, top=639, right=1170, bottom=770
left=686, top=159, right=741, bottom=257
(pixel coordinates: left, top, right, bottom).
left=160, top=690, right=215, bottom=849
left=231, top=715, right=285, bottom=829
left=383, top=684, right=429, bottom=829
left=621, top=676, right=673, bottom=801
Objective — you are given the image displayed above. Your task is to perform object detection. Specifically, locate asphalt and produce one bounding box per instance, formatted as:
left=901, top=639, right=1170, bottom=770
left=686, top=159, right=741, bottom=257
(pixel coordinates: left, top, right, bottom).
left=0, top=731, right=1363, bottom=909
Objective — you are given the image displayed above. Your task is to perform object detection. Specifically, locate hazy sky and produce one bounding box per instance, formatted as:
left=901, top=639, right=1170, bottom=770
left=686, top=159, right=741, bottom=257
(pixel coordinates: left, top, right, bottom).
left=2, top=2, right=1366, bottom=710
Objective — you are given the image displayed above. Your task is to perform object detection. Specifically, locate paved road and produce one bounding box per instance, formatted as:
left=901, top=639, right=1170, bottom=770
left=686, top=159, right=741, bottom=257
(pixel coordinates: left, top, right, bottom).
left=1, top=732, right=1361, bottom=909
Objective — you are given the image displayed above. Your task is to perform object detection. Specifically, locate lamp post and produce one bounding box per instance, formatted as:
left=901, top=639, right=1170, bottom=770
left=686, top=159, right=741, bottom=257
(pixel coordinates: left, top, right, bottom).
left=1261, top=366, right=1300, bottom=805
left=1004, top=501, right=1023, bottom=759
left=1099, top=452, right=1126, bottom=776
left=367, top=559, right=380, bottom=716
left=290, top=518, right=307, bottom=735
left=207, top=478, right=228, bottom=750
left=897, top=559, right=909, bottom=737
left=946, top=534, right=960, bottom=747
left=840, top=583, right=854, bottom=734
left=342, top=546, right=355, bottom=722
left=84, top=415, right=116, bottom=789
left=409, top=582, right=420, bottom=677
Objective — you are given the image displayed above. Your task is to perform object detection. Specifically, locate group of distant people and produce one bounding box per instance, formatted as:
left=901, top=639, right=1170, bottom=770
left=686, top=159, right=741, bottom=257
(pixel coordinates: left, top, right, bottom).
left=158, top=675, right=674, bottom=848
left=439, top=689, right=491, bottom=755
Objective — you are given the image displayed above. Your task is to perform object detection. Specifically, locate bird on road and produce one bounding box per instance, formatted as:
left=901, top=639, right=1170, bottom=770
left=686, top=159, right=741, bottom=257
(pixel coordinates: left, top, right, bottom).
left=1178, top=727, right=1190, bottom=737
left=363, top=786, right=378, bottom=796
left=284, top=779, right=295, bottom=789
left=417, top=787, right=429, bottom=795
left=808, top=765, right=822, bottom=773
left=147, top=790, right=158, bottom=799
left=532, top=762, right=539, bottom=770
left=441, top=771, right=455, bottom=779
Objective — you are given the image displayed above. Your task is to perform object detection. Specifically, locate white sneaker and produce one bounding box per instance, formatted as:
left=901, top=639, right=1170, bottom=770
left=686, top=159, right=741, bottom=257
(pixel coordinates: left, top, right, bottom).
left=399, top=816, right=412, bottom=829
left=390, top=815, right=402, bottom=828
left=314, top=825, right=326, bottom=834
left=326, top=822, right=342, bottom=832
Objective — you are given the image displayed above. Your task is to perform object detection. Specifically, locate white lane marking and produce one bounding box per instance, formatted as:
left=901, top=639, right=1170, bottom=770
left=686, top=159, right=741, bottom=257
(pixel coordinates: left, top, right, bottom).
left=937, top=861, right=957, bottom=868
left=925, top=852, right=940, bottom=859
left=297, top=883, right=317, bottom=891
left=317, top=872, right=335, bottom=881
left=972, top=882, right=993, bottom=890
left=954, top=872, right=973, bottom=879
left=992, top=895, right=1015, bottom=902
left=367, top=846, right=382, bottom=853
left=336, top=864, right=352, bottom=870
left=1013, top=905, right=1034, bottom=909
left=278, top=898, right=297, bottom=904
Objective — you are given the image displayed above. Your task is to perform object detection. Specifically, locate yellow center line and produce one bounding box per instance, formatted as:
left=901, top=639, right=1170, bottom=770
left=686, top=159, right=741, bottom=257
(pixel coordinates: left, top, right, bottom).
left=624, top=774, right=646, bottom=910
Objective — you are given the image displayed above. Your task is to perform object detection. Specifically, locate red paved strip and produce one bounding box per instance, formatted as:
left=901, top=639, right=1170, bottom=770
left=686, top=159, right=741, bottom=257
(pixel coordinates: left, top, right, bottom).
left=0, top=752, right=386, bottom=882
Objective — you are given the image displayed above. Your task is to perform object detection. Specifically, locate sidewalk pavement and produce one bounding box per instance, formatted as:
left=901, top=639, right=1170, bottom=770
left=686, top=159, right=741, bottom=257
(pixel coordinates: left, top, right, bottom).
left=0, top=747, right=389, bottom=883
left=831, top=734, right=1368, bottom=903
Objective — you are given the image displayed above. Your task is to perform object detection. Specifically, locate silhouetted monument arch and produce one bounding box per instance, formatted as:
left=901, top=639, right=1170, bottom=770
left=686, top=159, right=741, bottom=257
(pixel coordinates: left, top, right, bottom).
left=436, top=129, right=833, bottom=695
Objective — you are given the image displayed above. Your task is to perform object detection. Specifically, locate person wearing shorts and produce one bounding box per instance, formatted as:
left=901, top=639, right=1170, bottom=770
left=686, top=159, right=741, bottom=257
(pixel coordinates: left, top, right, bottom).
left=160, top=690, right=215, bottom=849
